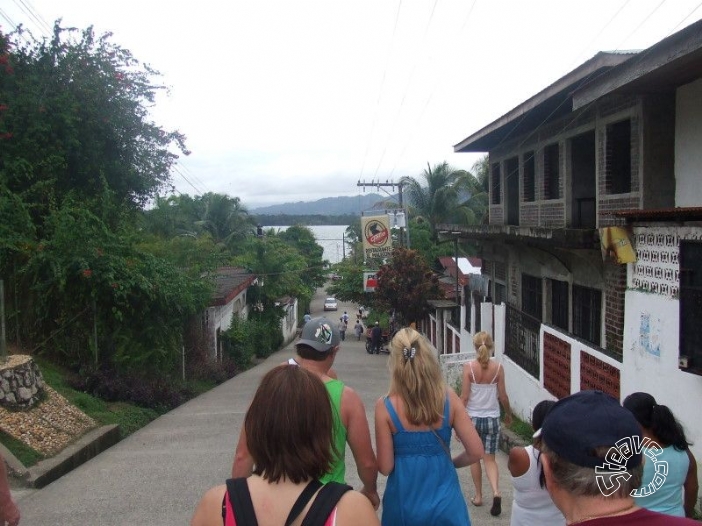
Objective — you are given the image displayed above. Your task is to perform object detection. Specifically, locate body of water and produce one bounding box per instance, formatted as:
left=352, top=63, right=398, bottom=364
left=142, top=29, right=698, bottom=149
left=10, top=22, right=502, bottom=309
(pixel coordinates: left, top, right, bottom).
left=271, top=225, right=349, bottom=264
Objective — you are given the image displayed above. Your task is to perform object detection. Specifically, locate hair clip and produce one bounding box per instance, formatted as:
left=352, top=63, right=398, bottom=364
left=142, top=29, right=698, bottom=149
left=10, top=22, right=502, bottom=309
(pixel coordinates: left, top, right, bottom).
left=402, top=347, right=416, bottom=361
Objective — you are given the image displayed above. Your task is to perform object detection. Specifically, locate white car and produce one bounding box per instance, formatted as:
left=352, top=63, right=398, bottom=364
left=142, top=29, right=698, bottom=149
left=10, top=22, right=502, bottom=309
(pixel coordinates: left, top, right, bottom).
left=324, top=297, right=338, bottom=311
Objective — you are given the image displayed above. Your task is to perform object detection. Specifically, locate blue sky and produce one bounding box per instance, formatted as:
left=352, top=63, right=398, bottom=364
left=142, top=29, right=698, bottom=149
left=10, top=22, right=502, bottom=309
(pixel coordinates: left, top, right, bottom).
left=2, top=0, right=701, bottom=207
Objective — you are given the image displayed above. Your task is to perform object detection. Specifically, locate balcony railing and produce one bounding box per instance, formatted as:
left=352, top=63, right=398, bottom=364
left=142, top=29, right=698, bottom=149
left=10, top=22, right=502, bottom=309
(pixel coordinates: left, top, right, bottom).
left=505, top=303, right=540, bottom=378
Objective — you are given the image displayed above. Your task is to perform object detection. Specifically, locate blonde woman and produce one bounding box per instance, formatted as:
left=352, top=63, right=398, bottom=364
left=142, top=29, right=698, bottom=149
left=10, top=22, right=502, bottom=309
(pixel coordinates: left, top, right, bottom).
left=375, top=327, right=484, bottom=526
left=461, top=331, right=512, bottom=517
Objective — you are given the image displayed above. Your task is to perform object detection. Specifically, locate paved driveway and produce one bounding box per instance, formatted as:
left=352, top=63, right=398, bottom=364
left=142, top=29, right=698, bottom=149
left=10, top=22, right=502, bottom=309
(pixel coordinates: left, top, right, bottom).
left=14, top=288, right=512, bottom=525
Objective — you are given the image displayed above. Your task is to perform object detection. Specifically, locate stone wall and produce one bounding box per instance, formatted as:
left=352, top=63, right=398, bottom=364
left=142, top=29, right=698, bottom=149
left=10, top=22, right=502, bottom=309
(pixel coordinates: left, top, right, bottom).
left=0, top=355, right=45, bottom=409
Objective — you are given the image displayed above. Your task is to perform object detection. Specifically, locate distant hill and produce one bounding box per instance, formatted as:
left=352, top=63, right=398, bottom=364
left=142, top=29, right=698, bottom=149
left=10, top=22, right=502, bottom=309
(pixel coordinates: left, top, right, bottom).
left=251, top=193, right=390, bottom=216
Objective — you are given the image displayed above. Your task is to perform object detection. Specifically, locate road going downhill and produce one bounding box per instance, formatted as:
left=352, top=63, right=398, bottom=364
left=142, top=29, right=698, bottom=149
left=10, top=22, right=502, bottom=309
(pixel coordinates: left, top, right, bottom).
left=13, top=287, right=512, bottom=525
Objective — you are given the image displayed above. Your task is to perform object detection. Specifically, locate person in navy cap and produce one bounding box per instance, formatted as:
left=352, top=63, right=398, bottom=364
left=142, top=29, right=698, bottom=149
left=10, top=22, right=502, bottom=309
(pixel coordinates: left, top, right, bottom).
left=538, top=390, right=698, bottom=525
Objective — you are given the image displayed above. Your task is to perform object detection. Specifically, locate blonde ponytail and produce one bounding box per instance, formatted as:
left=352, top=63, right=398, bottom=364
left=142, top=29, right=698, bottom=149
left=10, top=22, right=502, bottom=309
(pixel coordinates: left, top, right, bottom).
left=473, top=331, right=494, bottom=369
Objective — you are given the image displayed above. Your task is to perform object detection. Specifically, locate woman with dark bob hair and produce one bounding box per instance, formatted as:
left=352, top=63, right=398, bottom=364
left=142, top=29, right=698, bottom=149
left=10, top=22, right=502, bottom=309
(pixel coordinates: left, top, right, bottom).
left=622, top=392, right=699, bottom=518
left=191, top=366, right=379, bottom=526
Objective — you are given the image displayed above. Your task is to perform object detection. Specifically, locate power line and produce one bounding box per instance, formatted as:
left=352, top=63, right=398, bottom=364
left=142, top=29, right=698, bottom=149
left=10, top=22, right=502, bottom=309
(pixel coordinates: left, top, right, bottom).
left=389, top=0, right=477, bottom=179
left=492, top=6, right=702, bottom=196
left=372, top=0, right=440, bottom=180
left=490, top=0, right=691, bottom=190
left=359, top=0, right=403, bottom=181
left=12, top=0, right=51, bottom=37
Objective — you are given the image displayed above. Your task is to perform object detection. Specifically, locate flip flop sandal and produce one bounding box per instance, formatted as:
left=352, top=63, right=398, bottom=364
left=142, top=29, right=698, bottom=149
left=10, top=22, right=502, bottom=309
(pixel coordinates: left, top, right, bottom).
left=490, top=496, right=502, bottom=516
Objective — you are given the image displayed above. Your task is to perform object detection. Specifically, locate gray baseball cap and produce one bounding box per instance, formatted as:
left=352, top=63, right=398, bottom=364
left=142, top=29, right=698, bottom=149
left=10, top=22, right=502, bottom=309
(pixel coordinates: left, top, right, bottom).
left=297, top=316, right=340, bottom=352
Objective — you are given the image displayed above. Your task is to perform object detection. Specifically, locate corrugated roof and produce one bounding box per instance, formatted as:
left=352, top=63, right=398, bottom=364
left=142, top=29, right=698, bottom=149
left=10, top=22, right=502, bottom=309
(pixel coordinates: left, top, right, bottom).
left=211, top=267, right=257, bottom=307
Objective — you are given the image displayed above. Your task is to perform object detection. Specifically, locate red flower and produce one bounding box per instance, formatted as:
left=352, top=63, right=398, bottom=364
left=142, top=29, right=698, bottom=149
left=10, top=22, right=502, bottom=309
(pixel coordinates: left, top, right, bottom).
left=111, top=283, right=118, bottom=289
left=82, top=269, right=93, bottom=278
left=0, top=132, right=12, bottom=140
left=0, top=104, right=8, bottom=111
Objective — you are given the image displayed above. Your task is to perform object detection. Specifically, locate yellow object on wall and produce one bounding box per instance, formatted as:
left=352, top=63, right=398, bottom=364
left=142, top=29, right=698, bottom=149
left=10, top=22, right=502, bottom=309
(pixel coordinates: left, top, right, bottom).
left=599, top=226, right=636, bottom=264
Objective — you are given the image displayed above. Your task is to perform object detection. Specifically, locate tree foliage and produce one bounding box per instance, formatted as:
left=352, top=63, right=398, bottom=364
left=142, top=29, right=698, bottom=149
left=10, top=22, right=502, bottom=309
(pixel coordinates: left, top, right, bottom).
left=0, top=25, right=211, bottom=376
left=374, top=247, right=443, bottom=326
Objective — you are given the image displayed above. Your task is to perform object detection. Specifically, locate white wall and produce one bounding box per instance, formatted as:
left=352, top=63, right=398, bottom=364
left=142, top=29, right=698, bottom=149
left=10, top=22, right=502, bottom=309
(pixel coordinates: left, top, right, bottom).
left=492, top=304, right=557, bottom=423
left=622, top=289, right=702, bottom=461
left=675, top=77, right=702, bottom=207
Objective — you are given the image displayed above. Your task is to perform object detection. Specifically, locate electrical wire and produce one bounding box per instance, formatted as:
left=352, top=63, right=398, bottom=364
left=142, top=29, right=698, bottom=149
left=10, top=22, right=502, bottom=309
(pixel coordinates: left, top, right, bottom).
left=371, top=0, right=440, bottom=180
left=492, top=0, right=698, bottom=190
left=359, top=0, right=403, bottom=181
left=389, top=0, right=478, bottom=179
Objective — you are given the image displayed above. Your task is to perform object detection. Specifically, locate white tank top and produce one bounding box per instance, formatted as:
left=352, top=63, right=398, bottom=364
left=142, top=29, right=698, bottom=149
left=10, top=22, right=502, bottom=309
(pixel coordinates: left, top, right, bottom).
left=466, top=362, right=501, bottom=418
left=510, top=445, right=565, bottom=526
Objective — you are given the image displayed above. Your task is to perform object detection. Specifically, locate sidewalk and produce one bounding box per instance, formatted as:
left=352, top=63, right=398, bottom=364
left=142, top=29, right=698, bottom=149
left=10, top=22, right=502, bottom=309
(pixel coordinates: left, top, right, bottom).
left=12, top=292, right=513, bottom=525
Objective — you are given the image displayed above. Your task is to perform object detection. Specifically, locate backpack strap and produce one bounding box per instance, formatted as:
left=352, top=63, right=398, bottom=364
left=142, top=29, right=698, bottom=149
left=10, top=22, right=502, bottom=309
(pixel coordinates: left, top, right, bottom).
left=300, top=482, right=352, bottom=526
left=284, top=480, right=323, bottom=526
left=225, top=478, right=258, bottom=526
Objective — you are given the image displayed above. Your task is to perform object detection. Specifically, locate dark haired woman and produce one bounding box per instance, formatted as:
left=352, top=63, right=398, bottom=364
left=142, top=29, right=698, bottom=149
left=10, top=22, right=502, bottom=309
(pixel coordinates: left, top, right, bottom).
left=191, top=365, right=379, bottom=526
left=623, top=392, right=699, bottom=518
left=507, top=400, right=564, bottom=526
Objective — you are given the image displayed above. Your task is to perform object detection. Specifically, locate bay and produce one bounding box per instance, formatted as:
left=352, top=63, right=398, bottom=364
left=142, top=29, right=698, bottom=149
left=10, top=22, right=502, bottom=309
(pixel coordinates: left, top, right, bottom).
left=271, top=225, right=348, bottom=264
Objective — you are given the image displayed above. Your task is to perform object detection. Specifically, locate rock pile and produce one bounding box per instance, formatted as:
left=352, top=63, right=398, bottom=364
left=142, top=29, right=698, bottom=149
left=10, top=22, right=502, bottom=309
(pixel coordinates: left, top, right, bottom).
left=0, top=354, right=45, bottom=409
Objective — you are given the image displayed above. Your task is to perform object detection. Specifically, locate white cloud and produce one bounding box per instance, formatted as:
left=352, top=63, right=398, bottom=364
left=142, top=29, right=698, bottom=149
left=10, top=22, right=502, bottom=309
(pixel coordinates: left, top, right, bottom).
left=4, top=0, right=702, bottom=207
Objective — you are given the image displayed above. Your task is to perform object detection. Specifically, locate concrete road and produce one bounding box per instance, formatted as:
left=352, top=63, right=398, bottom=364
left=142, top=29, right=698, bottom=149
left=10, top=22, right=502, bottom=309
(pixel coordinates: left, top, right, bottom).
left=14, top=287, right=512, bottom=525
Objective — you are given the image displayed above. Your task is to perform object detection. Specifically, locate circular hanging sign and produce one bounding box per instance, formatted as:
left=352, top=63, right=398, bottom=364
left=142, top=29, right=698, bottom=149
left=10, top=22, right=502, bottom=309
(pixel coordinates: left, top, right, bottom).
left=364, top=220, right=390, bottom=247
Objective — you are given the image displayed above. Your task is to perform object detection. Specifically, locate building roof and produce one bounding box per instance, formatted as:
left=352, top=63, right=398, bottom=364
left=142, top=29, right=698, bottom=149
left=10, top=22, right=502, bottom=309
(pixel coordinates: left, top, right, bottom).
left=453, top=51, right=633, bottom=153
left=613, top=207, right=702, bottom=222
left=438, top=256, right=482, bottom=281
left=453, top=19, right=702, bottom=154
left=572, top=19, right=702, bottom=109
left=210, top=267, right=257, bottom=307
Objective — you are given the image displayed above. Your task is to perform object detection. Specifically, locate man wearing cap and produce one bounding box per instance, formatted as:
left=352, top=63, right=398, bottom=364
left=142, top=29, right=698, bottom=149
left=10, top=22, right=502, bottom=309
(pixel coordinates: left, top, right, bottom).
left=539, top=390, right=697, bottom=525
left=231, top=316, right=380, bottom=510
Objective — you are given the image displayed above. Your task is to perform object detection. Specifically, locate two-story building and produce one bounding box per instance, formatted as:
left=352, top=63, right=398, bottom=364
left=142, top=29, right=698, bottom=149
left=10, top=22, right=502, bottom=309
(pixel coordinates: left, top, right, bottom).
left=440, top=19, right=702, bottom=460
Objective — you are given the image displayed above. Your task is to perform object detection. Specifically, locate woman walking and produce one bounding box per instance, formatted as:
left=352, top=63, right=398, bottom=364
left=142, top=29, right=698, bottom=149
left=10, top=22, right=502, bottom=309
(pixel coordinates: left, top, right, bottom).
left=508, top=400, right=564, bottom=526
left=375, top=327, right=484, bottom=526
left=461, top=331, right=512, bottom=517
left=191, top=365, right=379, bottom=526
left=623, top=392, right=699, bottom=518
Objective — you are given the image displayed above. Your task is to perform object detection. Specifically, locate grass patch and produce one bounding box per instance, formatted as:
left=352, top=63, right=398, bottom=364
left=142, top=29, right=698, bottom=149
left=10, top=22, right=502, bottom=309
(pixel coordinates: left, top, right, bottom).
left=507, top=412, right=534, bottom=443
left=0, top=430, right=43, bottom=467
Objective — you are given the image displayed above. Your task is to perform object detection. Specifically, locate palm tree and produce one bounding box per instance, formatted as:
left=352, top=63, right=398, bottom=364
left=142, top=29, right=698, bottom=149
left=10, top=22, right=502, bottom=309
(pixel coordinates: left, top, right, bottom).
left=401, top=162, right=461, bottom=241
left=195, top=193, right=254, bottom=246
left=454, top=165, right=489, bottom=225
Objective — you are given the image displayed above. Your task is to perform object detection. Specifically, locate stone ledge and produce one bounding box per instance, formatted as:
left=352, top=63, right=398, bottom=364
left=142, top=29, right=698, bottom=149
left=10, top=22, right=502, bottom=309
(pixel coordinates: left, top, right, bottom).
left=499, top=426, right=529, bottom=454
left=26, top=424, right=120, bottom=488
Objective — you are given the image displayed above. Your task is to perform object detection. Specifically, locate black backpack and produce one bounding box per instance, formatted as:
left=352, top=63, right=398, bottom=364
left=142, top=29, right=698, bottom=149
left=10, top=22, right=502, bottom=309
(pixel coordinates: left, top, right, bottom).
left=223, top=478, right=353, bottom=526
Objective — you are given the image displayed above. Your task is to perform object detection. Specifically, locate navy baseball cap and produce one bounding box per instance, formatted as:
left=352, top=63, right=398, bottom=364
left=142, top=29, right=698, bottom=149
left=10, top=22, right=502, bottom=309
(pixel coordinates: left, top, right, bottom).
left=297, top=317, right=340, bottom=352
left=540, top=390, right=642, bottom=469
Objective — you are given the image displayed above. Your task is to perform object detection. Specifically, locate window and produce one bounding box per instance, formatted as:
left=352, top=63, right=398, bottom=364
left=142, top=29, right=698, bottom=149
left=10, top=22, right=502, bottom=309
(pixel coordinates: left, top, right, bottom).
left=606, top=119, right=631, bottom=194
left=491, top=162, right=502, bottom=204
left=494, top=282, right=506, bottom=306
left=680, top=241, right=702, bottom=375
left=474, top=292, right=482, bottom=333
left=550, top=279, right=569, bottom=331
left=523, top=151, right=535, bottom=202
left=463, top=285, right=471, bottom=331
left=543, top=143, right=560, bottom=200
left=522, top=274, right=543, bottom=320
left=572, top=285, right=602, bottom=346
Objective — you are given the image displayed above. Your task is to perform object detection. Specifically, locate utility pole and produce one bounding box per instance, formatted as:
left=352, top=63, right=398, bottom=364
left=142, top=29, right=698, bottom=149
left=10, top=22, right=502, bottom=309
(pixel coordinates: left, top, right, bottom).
left=357, top=179, right=410, bottom=247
